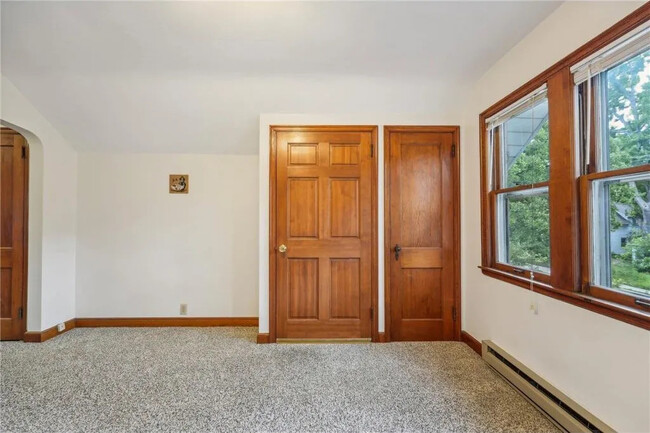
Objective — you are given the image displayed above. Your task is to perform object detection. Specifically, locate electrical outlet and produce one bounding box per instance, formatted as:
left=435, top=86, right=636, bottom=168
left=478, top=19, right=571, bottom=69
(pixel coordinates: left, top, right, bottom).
left=57, top=322, right=66, bottom=332
left=529, top=301, right=538, bottom=315
left=180, top=304, right=188, bottom=315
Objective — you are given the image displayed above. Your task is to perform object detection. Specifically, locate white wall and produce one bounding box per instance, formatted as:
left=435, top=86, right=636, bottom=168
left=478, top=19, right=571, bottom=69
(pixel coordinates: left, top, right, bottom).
left=75, top=153, right=258, bottom=318
left=461, top=3, right=650, bottom=432
left=0, top=76, right=78, bottom=332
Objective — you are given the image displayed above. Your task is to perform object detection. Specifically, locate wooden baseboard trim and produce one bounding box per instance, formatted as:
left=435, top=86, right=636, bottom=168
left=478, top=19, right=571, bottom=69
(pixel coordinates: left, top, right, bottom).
left=461, top=330, right=482, bottom=356
left=75, top=317, right=259, bottom=328
left=24, top=319, right=76, bottom=343
left=375, top=332, right=388, bottom=343
left=22, top=317, right=259, bottom=343
left=257, top=333, right=270, bottom=344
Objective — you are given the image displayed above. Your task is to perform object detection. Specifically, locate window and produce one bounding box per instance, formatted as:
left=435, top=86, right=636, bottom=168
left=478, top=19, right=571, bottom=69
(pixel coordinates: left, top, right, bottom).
left=498, top=188, right=550, bottom=273
left=591, top=173, right=650, bottom=297
left=480, top=7, right=650, bottom=330
left=485, top=89, right=551, bottom=281
left=577, top=34, right=650, bottom=308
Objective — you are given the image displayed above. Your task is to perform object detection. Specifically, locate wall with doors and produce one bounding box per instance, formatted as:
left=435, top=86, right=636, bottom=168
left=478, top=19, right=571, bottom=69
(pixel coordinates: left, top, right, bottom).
left=75, top=153, right=258, bottom=318
left=1, top=76, right=78, bottom=332
left=75, top=76, right=469, bottom=319
left=460, top=3, right=650, bottom=432
left=258, top=113, right=466, bottom=335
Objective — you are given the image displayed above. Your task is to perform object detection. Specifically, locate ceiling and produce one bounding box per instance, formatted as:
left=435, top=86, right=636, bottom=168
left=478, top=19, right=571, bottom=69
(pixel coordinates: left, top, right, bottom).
left=1, top=1, right=561, bottom=154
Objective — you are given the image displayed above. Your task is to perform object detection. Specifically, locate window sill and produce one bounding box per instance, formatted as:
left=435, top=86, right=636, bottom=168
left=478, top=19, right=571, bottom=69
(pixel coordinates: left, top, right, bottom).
left=479, top=266, right=650, bottom=330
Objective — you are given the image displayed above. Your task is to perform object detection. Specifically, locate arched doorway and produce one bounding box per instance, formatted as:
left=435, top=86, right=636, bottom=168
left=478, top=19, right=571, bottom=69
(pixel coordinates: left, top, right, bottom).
left=1, top=127, right=28, bottom=340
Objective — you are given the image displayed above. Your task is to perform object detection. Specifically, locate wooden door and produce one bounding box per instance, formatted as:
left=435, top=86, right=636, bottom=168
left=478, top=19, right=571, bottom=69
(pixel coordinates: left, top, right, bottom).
left=1, top=128, right=27, bottom=341
left=386, top=126, right=459, bottom=341
left=273, top=127, right=376, bottom=340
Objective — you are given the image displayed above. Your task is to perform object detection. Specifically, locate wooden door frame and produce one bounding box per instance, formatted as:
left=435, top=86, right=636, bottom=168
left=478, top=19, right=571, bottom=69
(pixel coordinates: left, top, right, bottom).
left=383, top=125, right=461, bottom=342
left=269, top=125, right=378, bottom=343
left=1, top=127, right=29, bottom=340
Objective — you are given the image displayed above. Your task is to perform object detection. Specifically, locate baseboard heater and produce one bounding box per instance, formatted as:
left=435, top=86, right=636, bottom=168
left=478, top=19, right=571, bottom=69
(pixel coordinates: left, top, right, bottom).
left=481, top=340, right=615, bottom=433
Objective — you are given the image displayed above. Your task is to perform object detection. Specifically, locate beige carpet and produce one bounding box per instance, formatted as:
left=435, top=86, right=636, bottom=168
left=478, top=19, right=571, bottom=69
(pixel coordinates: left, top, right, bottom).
left=1, top=327, right=559, bottom=433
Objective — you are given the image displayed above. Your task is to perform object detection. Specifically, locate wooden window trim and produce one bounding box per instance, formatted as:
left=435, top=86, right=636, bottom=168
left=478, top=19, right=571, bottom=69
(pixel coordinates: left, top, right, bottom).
left=479, top=3, right=650, bottom=330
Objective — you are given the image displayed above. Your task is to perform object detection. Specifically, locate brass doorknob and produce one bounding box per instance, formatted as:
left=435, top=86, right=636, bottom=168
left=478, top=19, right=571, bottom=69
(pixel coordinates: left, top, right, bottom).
left=278, top=244, right=287, bottom=253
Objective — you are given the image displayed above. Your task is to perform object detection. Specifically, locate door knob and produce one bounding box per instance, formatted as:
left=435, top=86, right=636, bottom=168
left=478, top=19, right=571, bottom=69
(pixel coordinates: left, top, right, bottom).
left=394, top=244, right=401, bottom=260
left=278, top=244, right=287, bottom=253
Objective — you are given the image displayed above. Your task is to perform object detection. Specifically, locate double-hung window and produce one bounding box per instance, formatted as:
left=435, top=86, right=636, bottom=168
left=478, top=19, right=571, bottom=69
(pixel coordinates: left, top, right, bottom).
left=574, top=24, right=650, bottom=310
left=480, top=6, right=650, bottom=328
left=485, top=87, right=551, bottom=283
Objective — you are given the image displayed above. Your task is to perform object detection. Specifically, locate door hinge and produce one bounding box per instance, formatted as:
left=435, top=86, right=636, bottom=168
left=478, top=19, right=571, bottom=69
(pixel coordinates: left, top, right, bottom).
left=370, top=307, right=374, bottom=320
left=370, top=144, right=374, bottom=157
left=451, top=144, right=456, bottom=158
left=452, top=306, right=457, bottom=322
left=18, top=307, right=23, bottom=319
left=21, top=146, right=26, bottom=159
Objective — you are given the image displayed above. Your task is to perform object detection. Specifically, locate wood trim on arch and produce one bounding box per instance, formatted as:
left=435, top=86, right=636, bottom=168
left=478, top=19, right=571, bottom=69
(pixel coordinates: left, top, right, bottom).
left=383, top=125, right=461, bottom=342
left=268, top=125, right=378, bottom=343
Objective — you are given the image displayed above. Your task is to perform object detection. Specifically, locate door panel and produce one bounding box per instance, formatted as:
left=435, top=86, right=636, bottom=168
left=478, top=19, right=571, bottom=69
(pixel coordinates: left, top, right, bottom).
left=288, top=178, right=318, bottom=238
left=387, top=128, right=458, bottom=341
left=288, top=259, right=319, bottom=319
left=0, top=128, right=27, bottom=341
left=330, top=179, right=359, bottom=237
left=275, top=128, right=374, bottom=339
left=399, top=142, right=441, bottom=247
left=330, top=258, right=360, bottom=319
left=401, top=269, right=442, bottom=319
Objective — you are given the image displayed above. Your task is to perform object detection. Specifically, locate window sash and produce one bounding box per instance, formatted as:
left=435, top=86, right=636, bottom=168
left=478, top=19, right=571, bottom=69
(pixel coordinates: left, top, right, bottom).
left=487, top=87, right=552, bottom=281
left=494, top=186, right=550, bottom=275
left=579, top=166, right=650, bottom=311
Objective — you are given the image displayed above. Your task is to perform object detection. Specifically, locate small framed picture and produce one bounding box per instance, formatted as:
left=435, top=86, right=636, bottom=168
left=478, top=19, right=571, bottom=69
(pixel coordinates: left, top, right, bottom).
left=169, top=174, right=189, bottom=194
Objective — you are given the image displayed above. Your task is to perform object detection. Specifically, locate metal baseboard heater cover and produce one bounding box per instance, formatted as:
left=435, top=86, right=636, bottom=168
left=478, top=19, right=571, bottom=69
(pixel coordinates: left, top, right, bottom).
left=482, top=340, right=615, bottom=433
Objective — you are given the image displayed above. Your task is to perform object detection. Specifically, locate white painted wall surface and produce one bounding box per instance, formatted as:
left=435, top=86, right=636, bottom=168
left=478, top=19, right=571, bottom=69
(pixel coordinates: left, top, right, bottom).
left=77, top=75, right=468, bottom=321
left=1, top=76, right=78, bottom=331
left=75, top=153, right=258, bottom=318
left=461, top=3, right=650, bottom=432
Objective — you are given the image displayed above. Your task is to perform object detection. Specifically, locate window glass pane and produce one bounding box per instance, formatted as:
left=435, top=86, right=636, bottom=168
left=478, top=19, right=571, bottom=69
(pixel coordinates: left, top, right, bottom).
left=497, top=188, right=550, bottom=273
left=602, top=49, right=650, bottom=171
left=501, top=97, right=549, bottom=187
left=592, top=172, right=650, bottom=297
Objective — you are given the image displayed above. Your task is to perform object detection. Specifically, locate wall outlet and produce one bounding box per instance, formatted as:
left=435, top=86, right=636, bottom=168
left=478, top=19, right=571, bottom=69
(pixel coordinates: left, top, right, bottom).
left=529, top=301, right=538, bottom=315
left=57, top=322, right=66, bottom=332
left=180, top=304, right=188, bottom=315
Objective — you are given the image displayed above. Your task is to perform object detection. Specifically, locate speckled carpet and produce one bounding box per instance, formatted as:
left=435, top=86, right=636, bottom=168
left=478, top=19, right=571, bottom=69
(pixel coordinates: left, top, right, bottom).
left=1, top=327, right=558, bottom=433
